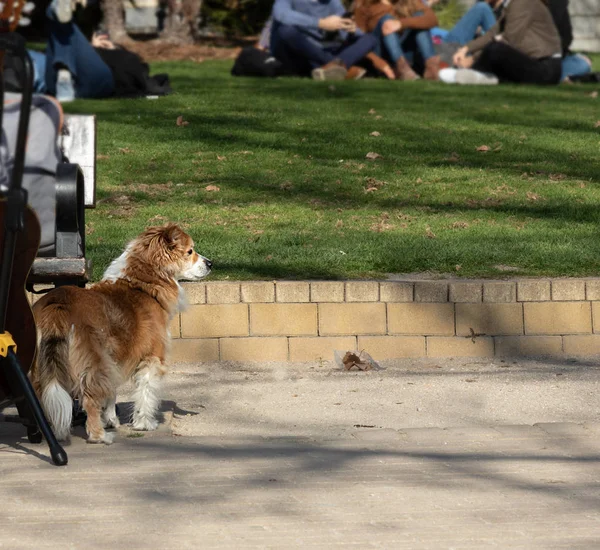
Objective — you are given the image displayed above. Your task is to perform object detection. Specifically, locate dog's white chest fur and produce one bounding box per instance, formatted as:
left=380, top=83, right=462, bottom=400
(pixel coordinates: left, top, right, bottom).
left=102, top=243, right=133, bottom=282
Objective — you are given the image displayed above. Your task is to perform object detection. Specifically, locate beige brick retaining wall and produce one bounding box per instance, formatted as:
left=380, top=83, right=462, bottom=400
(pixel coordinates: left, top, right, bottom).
left=166, top=279, right=600, bottom=362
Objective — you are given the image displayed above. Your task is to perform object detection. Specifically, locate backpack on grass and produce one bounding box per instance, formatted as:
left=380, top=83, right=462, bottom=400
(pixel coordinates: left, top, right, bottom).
left=231, top=47, right=285, bottom=78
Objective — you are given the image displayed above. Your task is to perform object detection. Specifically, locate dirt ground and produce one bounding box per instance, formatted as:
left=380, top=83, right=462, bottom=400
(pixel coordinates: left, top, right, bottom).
left=123, top=39, right=251, bottom=63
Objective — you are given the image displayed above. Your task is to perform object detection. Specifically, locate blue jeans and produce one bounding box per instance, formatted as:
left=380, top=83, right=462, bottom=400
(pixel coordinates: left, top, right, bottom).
left=43, top=6, right=114, bottom=99
left=561, top=53, right=592, bottom=81
left=28, top=50, right=48, bottom=93
left=271, top=22, right=376, bottom=76
left=373, top=14, right=436, bottom=64
left=444, top=2, right=496, bottom=45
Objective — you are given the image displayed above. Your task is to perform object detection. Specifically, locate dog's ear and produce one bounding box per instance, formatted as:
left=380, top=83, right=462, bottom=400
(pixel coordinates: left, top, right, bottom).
left=160, top=224, right=185, bottom=249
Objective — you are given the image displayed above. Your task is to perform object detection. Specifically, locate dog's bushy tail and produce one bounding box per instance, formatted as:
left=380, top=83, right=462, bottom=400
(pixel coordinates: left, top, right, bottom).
left=34, top=299, right=74, bottom=442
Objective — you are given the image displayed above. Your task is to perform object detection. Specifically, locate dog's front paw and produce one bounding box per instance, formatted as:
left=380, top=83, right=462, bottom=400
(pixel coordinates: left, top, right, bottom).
left=103, top=415, right=121, bottom=429
left=131, top=416, right=159, bottom=431
left=87, top=431, right=115, bottom=445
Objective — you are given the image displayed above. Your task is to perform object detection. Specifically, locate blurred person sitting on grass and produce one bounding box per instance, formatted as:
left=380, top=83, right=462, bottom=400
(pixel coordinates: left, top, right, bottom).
left=433, top=0, right=591, bottom=83
left=438, top=0, right=563, bottom=86
left=23, top=0, right=170, bottom=102
left=270, top=0, right=378, bottom=81
left=354, top=0, right=441, bottom=81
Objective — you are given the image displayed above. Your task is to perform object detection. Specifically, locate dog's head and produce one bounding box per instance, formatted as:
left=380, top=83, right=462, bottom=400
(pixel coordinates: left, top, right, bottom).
left=104, top=224, right=212, bottom=283
left=141, top=224, right=212, bottom=281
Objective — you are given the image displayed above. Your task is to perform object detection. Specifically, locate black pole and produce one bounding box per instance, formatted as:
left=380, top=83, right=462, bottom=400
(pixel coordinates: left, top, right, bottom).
left=3, top=350, right=68, bottom=466
left=0, top=33, right=32, bottom=333
left=0, top=32, right=68, bottom=466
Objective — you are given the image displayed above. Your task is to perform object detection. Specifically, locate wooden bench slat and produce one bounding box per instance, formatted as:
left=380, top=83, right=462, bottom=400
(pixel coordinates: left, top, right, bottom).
left=30, top=258, right=90, bottom=283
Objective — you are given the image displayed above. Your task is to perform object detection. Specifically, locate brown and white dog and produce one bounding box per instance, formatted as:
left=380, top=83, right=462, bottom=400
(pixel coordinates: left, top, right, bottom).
left=30, top=224, right=212, bottom=444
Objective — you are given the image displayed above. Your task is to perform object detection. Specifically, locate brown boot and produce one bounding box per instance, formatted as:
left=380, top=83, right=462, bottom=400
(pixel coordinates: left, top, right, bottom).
left=394, top=57, right=420, bottom=81
left=311, top=59, right=347, bottom=81
left=366, top=52, right=395, bottom=80
left=345, top=66, right=367, bottom=80
left=423, top=55, right=441, bottom=81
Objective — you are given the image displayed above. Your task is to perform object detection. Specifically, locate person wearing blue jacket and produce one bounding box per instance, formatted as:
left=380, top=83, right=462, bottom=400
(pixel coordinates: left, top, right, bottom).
left=270, top=0, right=377, bottom=80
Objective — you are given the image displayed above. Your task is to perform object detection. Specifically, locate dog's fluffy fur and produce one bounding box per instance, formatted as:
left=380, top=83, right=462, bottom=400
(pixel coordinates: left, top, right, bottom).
left=30, top=224, right=211, bottom=444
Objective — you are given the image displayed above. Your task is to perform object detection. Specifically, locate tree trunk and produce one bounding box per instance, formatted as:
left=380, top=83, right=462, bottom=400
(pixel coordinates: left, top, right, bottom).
left=101, top=0, right=130, bottom=44
left=161, top=0, right=201, bottom=44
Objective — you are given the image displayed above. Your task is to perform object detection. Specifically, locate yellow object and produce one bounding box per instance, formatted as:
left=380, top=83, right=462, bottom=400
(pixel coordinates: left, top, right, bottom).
left=0, top=332, right=17, bottom=357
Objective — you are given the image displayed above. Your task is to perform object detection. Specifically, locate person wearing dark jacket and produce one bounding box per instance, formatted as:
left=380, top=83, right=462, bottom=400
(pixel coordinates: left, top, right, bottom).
left=270, top=0, right=377, bottom=80
left=546, top=0, right=592, bottom=81
left=26, top=1, right=170, bottom=102
left=441, top=0, right=563, bottom=85
left=438, top=0, right=591, bottom=84
left=29, top=1, right=114, bottom=101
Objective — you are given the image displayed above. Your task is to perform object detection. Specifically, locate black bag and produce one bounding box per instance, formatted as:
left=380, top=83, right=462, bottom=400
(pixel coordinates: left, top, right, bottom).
left=569, top=72, right=600, bottom=83
left=95, top=47, right=172, bottom=98
left=231, top=47, right=284, bottom=78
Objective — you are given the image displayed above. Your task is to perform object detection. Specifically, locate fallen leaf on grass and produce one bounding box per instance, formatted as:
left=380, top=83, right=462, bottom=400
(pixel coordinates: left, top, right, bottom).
left=118, top=147, right=132, bottom=154
left=526, top=191, right=542, bottom=201
left=370, top=131, right=381, bottom=137
left=217, top=155, right=226, bottom=161
left=176, top=116, right=189, bottom=126
left=490, top=184, right=516, bottom=195
left=425, top=226, right=436, bottom=239
left=476, top=145, right=490, bottom=152
left=365, top=152, right=383, bottom=160
left=368, top=108, right=376, bottom=114
left=370, top=220, right=394, bottom=232
left=452, top=221, right=469, bottom=229
left=335, top=219, right=344, bottom=228
left=205, top=185, right=220, bottom=192
left=589, top=91, right=598, bottom=99
left=363, top=177, right=386, bottom=193
left=595, top=121, right=600, bottom=128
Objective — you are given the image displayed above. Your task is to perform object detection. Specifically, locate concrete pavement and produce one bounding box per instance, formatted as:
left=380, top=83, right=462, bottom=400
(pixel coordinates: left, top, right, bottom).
left=1, top=357, right=600, bottom=549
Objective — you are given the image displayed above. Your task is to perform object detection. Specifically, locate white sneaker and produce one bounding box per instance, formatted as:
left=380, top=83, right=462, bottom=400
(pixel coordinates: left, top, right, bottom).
left=455, top=69, right=499, bottom=86
left=56, top=69, right=75, bottom=103
left=438, top=68, right=458, bottom=84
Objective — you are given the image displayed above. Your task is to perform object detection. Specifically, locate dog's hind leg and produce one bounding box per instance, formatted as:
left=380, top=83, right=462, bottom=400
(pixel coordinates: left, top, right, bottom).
left=131, top=357, right=166, bottom=431
left=74, top=341, right=118, bottom=445
left=83, top=394, right=114, bottom=444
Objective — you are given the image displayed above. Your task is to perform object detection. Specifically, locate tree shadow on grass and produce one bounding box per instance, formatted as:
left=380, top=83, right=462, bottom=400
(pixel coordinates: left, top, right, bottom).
left=74, top=86, right=600, bottom=188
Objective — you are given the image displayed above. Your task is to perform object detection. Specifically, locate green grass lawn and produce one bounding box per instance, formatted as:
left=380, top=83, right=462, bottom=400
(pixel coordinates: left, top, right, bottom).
left=63, top=59, right=600, bottom=281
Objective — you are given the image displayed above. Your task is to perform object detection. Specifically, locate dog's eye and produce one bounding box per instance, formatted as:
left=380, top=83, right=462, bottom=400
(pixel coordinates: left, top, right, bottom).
left=187, top=249, right=193, bottom=255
